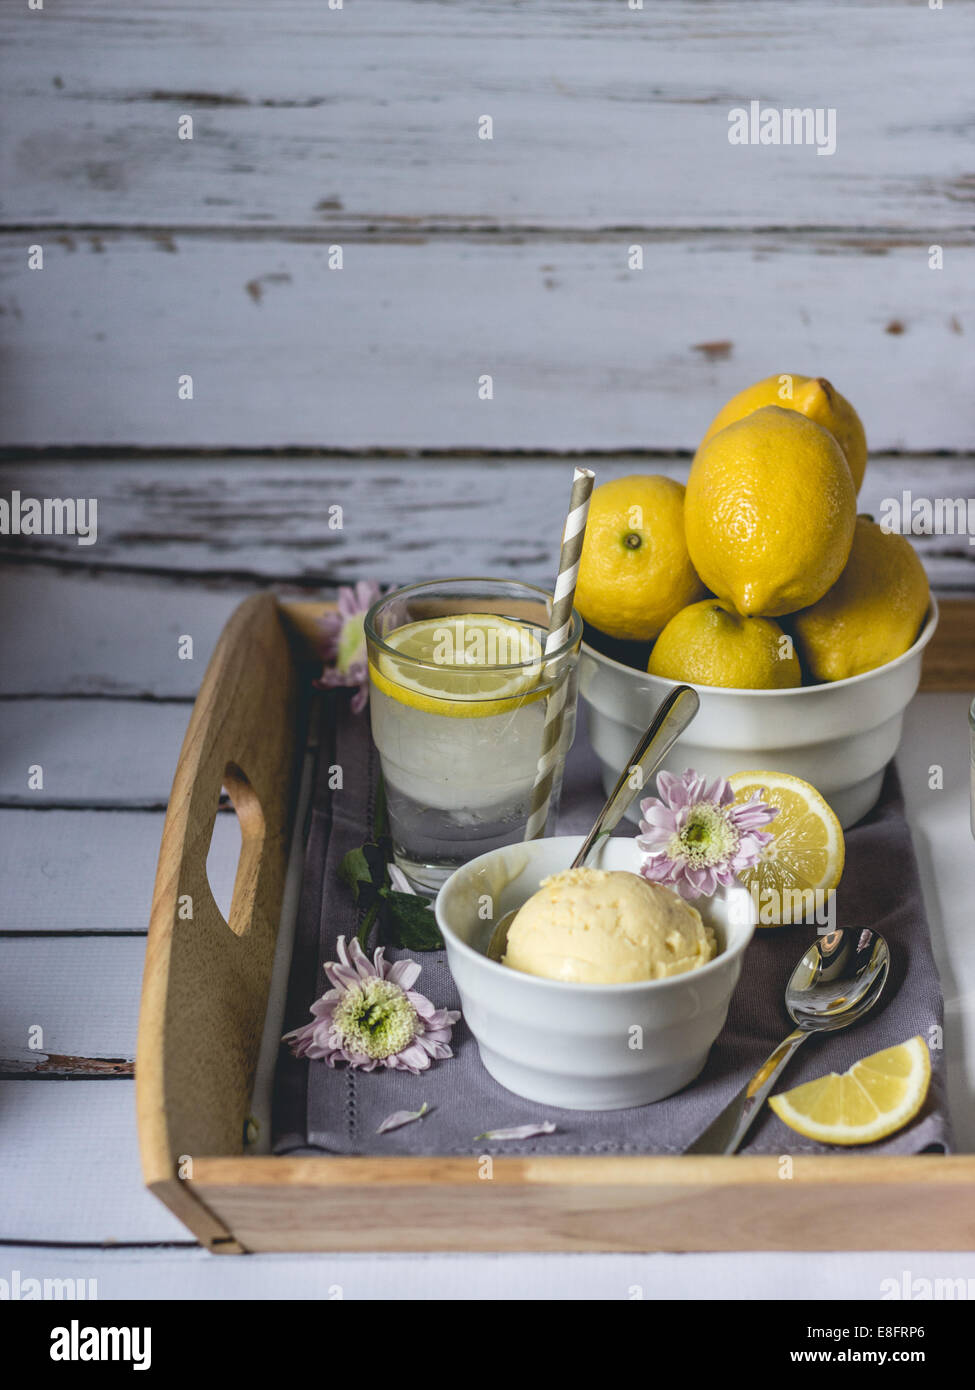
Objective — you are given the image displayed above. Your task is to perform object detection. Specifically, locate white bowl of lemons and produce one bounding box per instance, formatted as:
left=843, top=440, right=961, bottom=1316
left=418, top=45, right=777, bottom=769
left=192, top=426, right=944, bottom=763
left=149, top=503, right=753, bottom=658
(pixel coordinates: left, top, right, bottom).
left=575, top=374, right=938, bottom=829
left=580, top=598, right=938, bottom=829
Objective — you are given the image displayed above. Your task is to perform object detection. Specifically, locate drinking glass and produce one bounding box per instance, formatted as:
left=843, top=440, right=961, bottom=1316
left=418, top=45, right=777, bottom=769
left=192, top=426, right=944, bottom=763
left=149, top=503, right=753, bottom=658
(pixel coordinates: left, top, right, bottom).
left=366, top=578, right=582, bottom=893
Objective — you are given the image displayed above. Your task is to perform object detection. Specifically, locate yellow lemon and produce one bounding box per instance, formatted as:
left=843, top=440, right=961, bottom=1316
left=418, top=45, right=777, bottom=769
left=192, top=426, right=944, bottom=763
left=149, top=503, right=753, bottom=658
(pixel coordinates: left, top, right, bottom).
left=369, top=614, right=545, bottom=718
left=769, top=1037, right=931, bottom=1145
left=575, top=475, right=706, bottom=642
left=792, top=516, right=930, bottom=682
left=685, top=407, right=857, bottom=617
left=647, top=599, right=800, bottom=689
left=727, top=771, right=844, bottom=926
left=699, top=372, right=867, bottom=491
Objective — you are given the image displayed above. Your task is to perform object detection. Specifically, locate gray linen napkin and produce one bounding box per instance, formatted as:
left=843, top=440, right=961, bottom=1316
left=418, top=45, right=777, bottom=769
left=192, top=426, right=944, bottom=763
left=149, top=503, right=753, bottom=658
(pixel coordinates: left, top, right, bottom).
left=273, top=695, right=951, bottom=1157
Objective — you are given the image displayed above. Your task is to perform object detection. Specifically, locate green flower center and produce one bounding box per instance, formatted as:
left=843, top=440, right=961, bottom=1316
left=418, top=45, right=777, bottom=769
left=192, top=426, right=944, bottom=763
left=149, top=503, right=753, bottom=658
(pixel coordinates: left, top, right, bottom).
left=668, top=803, right=739, bottom=868
left=333, top=978, right=418, bottom=1059
left=336, top=613, right=366, bottom=674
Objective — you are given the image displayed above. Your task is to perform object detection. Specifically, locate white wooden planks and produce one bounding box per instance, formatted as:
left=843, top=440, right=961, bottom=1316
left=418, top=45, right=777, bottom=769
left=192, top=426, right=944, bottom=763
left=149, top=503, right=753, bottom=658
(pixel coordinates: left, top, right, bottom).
left=1, top=1243, right=974, bottom=1300
left=2, top=457, right=973, bottom=593
left=0, top=807, right=242, bottom=934
left=0, top=811, right=162, bottom=934
left=0, top=1082, right=191, bottom=1244
left=0, top=567, right=250, bottom=698
left=0, top=936, right=145, bottom=1062
left=3, top=0, right=974, bottom=232
left=2, top=232, right=973, bottom=449
left=0, top=699, right=190, bottom=807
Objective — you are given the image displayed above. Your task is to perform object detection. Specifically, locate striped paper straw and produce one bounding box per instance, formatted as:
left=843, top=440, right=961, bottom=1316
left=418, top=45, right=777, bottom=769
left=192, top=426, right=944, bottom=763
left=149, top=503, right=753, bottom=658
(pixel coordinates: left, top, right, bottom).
left=524, top=466, right=595, bottom=840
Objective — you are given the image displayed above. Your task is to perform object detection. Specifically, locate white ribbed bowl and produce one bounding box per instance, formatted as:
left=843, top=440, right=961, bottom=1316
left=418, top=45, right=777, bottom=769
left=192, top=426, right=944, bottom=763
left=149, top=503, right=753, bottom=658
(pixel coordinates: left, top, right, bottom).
left=579, top=600, right=939, bottom=829
left=435, top=836, right=756, bottom=1111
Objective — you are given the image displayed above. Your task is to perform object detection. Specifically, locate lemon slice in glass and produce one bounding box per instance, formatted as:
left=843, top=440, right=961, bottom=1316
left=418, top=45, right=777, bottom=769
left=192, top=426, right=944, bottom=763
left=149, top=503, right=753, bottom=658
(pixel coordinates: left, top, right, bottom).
left=370, top=613, right=546, bottom=718
left=769, top=1036, right=931, bottom=1145
left=727, top=770, right=845, bottom=925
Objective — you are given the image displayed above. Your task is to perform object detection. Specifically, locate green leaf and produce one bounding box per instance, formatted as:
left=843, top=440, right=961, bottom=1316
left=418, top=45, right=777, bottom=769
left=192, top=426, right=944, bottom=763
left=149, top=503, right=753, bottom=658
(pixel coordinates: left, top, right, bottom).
left=338, top=846, right=373, bottom=901
left=384, top=891, right=444, bottom=951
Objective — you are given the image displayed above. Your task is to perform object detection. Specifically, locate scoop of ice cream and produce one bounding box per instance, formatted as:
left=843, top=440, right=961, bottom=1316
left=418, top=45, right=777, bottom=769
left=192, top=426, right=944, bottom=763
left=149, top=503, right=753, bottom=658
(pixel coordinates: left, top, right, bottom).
left=502, top=867, right=716, bottom=984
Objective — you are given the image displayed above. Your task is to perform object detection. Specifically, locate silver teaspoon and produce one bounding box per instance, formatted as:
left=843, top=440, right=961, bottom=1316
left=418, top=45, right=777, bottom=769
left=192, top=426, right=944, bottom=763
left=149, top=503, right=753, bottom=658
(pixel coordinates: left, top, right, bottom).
left=685, top=926, right=890, bottom=1155
left=485, top=683, right=700, bottom=963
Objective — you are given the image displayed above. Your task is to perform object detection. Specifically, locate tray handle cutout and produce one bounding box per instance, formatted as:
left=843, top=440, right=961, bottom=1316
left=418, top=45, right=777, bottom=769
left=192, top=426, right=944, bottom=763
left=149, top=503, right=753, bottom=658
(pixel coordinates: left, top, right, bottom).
left=205, top=762, right=266, bottom=938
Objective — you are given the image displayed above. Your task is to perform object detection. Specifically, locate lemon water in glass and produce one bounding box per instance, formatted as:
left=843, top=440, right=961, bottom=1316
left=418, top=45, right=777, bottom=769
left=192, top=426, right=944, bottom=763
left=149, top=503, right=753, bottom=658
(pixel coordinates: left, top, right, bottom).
left=366, top=580, right=582, bottom=894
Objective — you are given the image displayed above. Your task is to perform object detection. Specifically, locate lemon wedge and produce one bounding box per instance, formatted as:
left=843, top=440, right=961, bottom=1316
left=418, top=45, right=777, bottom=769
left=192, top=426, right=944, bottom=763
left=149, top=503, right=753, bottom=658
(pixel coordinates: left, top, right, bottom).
left=769, top=1036, right=931, bottom=1145
left=728, top=770, right=844, bottom=925
left=369, top=613, right=545, bottom=718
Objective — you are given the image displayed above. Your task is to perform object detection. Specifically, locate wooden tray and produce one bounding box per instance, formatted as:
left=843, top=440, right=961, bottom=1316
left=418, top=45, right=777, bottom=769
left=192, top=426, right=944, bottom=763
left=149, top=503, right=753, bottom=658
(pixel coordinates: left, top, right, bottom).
left=136, top=593, right=975, bottom=1254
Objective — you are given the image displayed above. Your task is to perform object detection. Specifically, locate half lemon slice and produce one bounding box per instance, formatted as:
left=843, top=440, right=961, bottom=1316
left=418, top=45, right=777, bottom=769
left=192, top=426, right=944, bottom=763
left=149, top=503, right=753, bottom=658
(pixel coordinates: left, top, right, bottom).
left=727, top=770, right=844, bottom=926
left=369, top=613, right=546, bottom=718
left=769, top=1036, right=931, bottom=1145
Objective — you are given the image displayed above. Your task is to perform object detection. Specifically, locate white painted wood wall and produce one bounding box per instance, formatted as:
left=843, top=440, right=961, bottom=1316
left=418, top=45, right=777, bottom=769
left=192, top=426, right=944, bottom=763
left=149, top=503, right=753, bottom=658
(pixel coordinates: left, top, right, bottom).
left=1, top=0, right=973, bottom=1296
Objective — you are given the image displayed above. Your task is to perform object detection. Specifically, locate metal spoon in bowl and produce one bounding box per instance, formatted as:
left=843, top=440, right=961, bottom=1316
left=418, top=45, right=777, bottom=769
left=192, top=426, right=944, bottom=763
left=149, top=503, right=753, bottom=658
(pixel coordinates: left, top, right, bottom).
left=685, top=926, right=890, bottom=1154
left=485, top=683, right=700, bottom=963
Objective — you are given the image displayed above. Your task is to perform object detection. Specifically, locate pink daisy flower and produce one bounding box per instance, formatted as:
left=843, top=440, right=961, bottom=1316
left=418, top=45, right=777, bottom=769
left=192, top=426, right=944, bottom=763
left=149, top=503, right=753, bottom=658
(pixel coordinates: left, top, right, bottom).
left=314, top=579, right=381, bottom=713
left=636, top=769, right=778, bottom=900
left=282, top=936, right=460, bottom=1074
